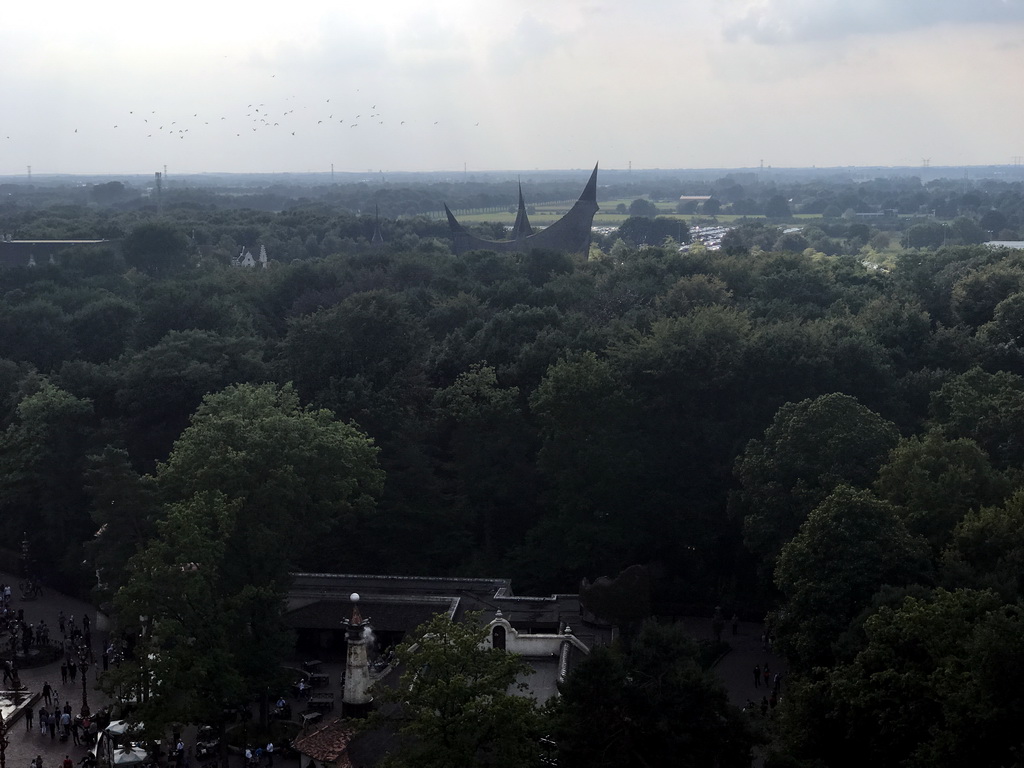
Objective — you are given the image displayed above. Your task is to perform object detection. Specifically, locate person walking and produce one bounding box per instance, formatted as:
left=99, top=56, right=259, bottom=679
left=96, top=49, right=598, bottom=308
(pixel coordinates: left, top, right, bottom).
left=42, top=681, right=52, bottom=706
left=753, top=664, right=761, bottom=688
left=60, top=662, right=68, bottom=685
left=39, top=707, right=48, bottom=736
left=25, top=703, right=34, bottom=731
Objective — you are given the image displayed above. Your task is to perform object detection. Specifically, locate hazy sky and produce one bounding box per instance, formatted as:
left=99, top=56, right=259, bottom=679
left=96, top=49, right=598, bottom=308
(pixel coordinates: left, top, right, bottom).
left=2, top=0, right=1023, bottom=175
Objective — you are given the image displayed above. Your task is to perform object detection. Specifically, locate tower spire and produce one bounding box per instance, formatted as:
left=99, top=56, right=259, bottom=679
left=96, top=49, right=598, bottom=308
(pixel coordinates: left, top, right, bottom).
left=511, top=178, right=533, bottom=240
left=341, top=593, right=373, bottom=718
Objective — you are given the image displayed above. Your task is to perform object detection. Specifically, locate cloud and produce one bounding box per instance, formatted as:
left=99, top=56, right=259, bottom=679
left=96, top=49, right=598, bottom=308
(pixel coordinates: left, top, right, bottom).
left=487, top=14, right=570, bottom=75
left=724, top=0, right=1024, bottom=44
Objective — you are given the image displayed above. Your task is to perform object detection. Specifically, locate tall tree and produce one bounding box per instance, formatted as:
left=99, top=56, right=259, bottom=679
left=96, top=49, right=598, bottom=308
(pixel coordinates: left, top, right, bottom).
left=520, top=352, right=647, bottom=588
left=84, top=446, right=161, bottom=597
left=928, top=367, right=1024, bottom=468
left=371, top=612, right=544, bottom=768
left=433, top=364, right=535, bottom=568
left=107, top=383, right=383, bottom=738
left=155, top=382, right=384, bottom=579
left=115, top=330, right=270, bottom=466
left=874, top=431, right=1009, bottom=552
left=552, top=620, right=758, bottom=768
left=122, top=222, right=191, bottom=276
left=106, top=492, right=245, bottom=743
left=783, top=589, right=1024, bottom=768
left=773, top=486, right=930, bottom=669
left=0, top=382, right=94, bottom=581
left=735, top=393, right=900, bottom=568
left=942, top=490, right=1024, bottom=601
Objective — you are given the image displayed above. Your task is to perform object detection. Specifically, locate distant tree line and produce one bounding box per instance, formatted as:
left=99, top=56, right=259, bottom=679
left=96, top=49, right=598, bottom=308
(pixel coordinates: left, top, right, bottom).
left=3, top=172, right=1022, bottom=239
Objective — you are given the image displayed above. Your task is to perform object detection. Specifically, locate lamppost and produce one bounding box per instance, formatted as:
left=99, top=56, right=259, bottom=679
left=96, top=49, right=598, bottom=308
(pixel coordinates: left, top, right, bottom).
left=78, top=645, right=92, bottom=717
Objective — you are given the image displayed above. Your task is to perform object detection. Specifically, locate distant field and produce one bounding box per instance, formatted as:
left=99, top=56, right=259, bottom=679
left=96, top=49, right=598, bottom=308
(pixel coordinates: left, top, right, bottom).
left=453, top=200, right=829, bottom=227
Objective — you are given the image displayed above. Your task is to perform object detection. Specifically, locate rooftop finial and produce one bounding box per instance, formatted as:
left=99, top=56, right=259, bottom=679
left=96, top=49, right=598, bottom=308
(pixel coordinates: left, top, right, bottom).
left=350, top=592, right=361, bottom=624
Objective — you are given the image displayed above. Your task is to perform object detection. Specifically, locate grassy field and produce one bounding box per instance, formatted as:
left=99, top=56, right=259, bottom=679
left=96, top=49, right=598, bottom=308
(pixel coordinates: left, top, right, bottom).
left=451, top=197, right=828, bottom=227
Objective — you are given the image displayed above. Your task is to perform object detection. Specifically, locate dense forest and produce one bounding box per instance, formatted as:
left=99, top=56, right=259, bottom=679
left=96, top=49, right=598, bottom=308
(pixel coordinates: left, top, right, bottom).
left=4, top=172, right=1024, bottom=765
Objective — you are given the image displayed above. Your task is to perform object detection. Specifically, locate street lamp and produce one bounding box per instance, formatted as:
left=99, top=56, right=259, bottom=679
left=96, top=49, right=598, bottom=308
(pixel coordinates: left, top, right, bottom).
left=78, top=645, right=92, bottom=717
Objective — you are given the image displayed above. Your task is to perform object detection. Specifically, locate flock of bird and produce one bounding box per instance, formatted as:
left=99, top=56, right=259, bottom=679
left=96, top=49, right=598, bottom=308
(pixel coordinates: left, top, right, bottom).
left=11, top=94, right=479, bottom=142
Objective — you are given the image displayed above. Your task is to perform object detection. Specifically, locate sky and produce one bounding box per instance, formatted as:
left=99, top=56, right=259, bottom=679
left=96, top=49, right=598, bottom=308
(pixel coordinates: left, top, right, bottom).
left=2, top=0, right=1023, bottom=175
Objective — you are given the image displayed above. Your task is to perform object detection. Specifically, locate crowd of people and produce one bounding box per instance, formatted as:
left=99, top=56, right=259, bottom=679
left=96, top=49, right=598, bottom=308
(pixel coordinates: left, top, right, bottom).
left=0, top=577, right=117, bottom=768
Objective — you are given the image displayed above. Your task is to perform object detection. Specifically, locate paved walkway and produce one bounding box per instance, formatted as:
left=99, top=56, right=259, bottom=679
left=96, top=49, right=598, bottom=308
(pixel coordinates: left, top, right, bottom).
left=678, top=615, right=787, bottom=708
left=680, top=615, right=787, bottom=767
left=1, top=572, right=113, bottom=768
left=0, top=573, right=315, bottom=768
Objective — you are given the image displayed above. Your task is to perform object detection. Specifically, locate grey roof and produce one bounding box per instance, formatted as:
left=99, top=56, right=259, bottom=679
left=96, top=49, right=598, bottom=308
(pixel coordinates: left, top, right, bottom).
left=445, top=164, right=599, bottom=255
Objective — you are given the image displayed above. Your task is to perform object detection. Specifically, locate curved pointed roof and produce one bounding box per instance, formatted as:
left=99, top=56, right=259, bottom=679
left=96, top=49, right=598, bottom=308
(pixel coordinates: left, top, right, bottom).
left=445, top=164, right=599, bottom=255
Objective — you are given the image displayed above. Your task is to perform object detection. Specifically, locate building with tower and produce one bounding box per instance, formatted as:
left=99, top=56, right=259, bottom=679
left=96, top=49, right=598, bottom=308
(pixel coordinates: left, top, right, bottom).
left=284, top=571, right=615, bottom=703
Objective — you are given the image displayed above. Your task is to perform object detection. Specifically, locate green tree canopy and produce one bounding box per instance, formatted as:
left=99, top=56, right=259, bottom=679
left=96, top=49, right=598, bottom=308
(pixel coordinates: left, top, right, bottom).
left=106, top=383, right=383, bottom=740
left=764, top=194, right=792, bottom=219
left=107, top=492, right=246, bottom=737
left=0, top=381, right=95, bottom=579
left=657, top=273, right=733, bottom=316
left=283, top=289, right=430, bottom=436
left=903, top=221, right=947, bottom=249
left=85, top=445, right=161, bottom=597
left=432, top=364, right=534, bottom=565
left=115, top=329, right=270, bottom=465
left=942, top=490, right=1024, bottom=601
left=627, top=198, right=659, bottom=218
left=552, top=620, right=758, bottom=768
left=371, top=611, right=543, bottom=768
left=616, top=216, right=690, bottom=247
left=156, top=381, right=384, bottom=579
left=874, top=431, right=1009, bottom=551
left=122, top=221, right=191, bottom=276
left=951, top=264, right=1024, bottom=327
left=774, top=485, right=930, bottom=669
left=784, top=589, right=1024, bottom=768
left=519, top=352, right=647, bottom=586
left=928, top=366, right=1024, bottom=467
left=735, top=393, right=901, bottom=567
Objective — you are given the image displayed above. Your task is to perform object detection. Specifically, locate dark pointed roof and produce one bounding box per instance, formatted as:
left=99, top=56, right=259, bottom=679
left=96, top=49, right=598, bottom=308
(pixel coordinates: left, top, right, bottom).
left=511, top=180, right=533, bottom=240
left=444, top=164, right=599, bottom=256
left=581, top=162, right=599, bottom=203
left=444, top=203, right=464, bottom=232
